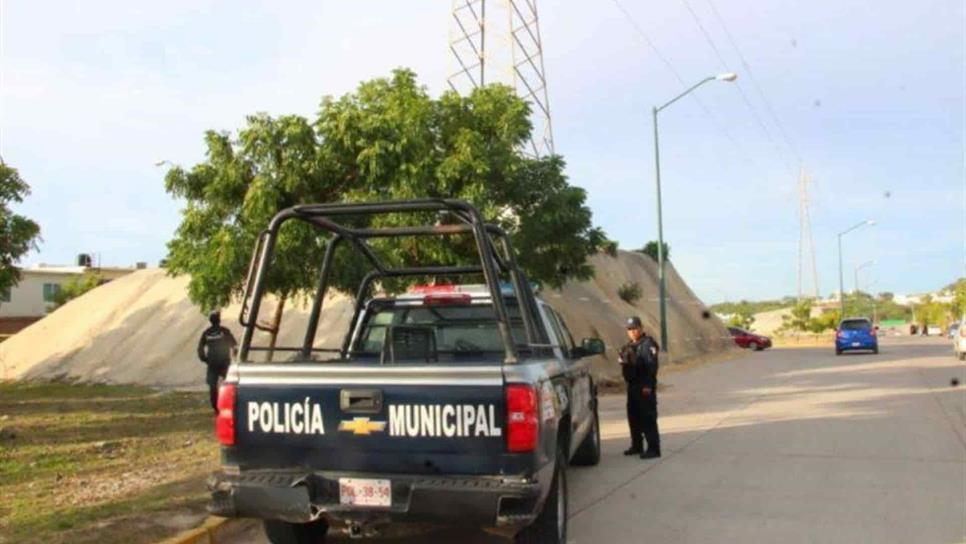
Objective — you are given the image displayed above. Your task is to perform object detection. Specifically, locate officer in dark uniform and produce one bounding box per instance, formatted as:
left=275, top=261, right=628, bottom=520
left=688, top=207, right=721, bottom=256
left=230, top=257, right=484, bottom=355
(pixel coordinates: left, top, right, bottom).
left=618, top=316, right=661, bottom=459
left=197, top=311, right=237, bottom=413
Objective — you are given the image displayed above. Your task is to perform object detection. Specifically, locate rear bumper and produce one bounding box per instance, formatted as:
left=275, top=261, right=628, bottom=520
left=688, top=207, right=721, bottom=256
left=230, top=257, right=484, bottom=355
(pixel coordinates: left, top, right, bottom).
left=836, top=340, right=877, bottom=351
left=208, top=468, right=544, bottom=530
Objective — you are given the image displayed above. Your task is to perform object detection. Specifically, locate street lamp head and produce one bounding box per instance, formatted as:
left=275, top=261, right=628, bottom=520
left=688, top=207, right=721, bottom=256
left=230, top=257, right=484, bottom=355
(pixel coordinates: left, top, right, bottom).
left=716, top=72, right=738, bottom=82
left=866, top=219, right=876, bottom=226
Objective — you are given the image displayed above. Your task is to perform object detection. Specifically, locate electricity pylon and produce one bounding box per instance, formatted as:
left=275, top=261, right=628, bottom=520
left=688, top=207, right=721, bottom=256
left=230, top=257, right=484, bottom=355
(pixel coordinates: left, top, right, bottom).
left=797, top=167, right=820, bottom=300
left=448, top=0, right=555, bottom=157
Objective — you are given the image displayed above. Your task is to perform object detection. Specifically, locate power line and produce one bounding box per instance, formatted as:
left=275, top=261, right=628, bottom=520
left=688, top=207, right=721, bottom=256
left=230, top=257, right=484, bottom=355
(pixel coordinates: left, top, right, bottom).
left=608, top=0, right=762, bottom=170
left=703, top=0, right=803, bottom=165
left=678, top=0, right=795, bottom=176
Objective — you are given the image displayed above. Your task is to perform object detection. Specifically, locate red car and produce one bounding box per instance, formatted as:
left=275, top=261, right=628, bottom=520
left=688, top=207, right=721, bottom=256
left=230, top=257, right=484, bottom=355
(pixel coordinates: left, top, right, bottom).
left=728, top=327, right=772, bottom=351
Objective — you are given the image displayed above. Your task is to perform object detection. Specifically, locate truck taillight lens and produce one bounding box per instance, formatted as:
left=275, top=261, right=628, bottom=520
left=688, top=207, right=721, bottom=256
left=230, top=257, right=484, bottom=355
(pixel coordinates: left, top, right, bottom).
left=505, top=384, right=539, bottom=453
left=215, top=384, right=236, bottom=446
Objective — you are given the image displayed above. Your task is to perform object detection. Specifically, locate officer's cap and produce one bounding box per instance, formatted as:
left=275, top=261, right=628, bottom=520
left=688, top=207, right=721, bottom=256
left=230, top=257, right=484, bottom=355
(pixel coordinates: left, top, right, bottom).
left=626, top=316, right=643, bottom=330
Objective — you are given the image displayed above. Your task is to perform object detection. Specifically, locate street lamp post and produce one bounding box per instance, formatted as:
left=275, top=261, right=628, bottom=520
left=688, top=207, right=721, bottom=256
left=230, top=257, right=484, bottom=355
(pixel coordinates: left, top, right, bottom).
left=652, top=72, right=737, bottom=353
left=837, top=220, right=875, bottom=317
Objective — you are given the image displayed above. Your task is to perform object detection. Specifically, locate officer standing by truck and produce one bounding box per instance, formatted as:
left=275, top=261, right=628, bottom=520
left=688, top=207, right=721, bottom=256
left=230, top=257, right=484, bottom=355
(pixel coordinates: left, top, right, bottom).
left=619, top=316, right=662, bottom=459
left=197, top=310, right=237, bottom=413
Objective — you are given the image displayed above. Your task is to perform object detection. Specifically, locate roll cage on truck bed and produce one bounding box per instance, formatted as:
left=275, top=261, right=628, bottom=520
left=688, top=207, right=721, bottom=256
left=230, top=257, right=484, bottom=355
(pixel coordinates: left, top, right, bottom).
left=212, top=199, right=604, bottom=543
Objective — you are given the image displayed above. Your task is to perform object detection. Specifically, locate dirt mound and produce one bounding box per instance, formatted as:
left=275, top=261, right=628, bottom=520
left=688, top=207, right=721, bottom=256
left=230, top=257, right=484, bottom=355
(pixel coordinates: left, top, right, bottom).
left=0, top=251, right=732, bottom=387
left=752, top=307, right=792, bottom=335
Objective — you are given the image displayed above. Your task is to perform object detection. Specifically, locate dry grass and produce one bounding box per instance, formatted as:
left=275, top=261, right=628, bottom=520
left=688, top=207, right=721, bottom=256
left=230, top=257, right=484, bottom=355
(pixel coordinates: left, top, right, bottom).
left=0, top=381, right=218, bottom=544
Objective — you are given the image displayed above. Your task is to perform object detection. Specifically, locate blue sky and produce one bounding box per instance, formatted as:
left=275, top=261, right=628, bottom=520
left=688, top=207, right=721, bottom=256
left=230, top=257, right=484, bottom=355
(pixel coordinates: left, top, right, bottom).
left=1, top=0, right=963, bottom=303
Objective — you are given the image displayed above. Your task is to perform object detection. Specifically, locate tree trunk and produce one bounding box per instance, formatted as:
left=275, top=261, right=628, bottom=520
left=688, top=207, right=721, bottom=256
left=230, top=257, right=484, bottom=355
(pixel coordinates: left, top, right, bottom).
left=266, top=295, right=287, bottom=362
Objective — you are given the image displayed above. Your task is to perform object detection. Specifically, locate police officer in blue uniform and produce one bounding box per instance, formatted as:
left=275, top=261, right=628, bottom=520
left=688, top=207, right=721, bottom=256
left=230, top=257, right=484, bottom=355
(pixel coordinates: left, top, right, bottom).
left=619, top=316, right=661, bottom=459
left=197, top=311, right=237, bottom=413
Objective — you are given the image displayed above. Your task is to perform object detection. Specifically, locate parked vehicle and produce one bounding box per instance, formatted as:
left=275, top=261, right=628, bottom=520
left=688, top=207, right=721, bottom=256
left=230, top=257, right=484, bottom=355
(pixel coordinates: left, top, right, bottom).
left=208, top=199, right=604, bottom=543
left=949, top=323, right=960, bottom=340
left=954, top=318, right=966, bottom=361
left=727, top=327, right=772, bottom=351
left=835, top=318, right=878, bottom=355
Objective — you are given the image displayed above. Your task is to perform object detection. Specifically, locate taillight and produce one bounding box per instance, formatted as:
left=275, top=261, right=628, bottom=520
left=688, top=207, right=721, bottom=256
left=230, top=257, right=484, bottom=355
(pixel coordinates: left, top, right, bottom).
left=836, top=331, right=844, bottom=339
left=505, top=384, right=539, bottom=453
left=423, top=293, right=473, bottom=306
left=215, top=384, right=236, bottom=446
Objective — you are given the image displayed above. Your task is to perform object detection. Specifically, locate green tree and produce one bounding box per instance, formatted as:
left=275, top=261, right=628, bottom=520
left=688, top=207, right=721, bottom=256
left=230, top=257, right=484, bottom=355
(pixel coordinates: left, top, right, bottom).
left=164, top=69, right=604, bottom=353
left=807, top=310, right=840, bottom=333
left=637, top=241, right=670, bottom=262
left=0, top=163, right=41, bottom=306
left=781, top=300, right=812, bottom=332
left=949, top=279, right=966, bottom=318
left=727, top=306, right=755, bottom=330
left=915, top=295, right=950, bottom=329
left=52, top=273, right=103, bottom=309
left=601, top=239, right=619, bottom=258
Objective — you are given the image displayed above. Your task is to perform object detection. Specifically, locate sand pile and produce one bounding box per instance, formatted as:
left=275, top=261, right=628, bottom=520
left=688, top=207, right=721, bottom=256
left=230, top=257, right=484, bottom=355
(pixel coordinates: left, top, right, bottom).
left=752, top=307, right=793, bottom=335
left=0, top=251, right=732, bottom=387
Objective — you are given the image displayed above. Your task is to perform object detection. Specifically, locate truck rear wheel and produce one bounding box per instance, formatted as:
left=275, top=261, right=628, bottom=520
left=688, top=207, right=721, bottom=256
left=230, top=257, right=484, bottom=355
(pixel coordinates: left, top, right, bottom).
left=263, top=519, right=328, bottom=544
left=571, top=403, right=601, bottom=466
left=515, top=447, right=567, bottom=544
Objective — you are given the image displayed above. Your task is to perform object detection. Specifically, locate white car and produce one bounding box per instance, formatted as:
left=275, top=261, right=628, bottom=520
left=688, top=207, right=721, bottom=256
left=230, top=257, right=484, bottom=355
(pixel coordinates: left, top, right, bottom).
left=955, top=319, right=966, bottom=361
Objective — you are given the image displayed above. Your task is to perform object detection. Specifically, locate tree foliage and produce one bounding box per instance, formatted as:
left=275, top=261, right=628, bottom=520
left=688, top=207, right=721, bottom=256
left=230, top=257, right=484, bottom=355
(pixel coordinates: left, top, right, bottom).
left=164, top=69, right=604, bottom=316
left=0, top=163, right=41, bottom=302
left=617, top=281, right=642, bottom=304
left=781, top=300, right=812, bottom=332
left=948, top=278, right=966, bottom=318
left=637, top=240, right=670, bottom=262
left=727, top=307, right=755, bottom=330
left=52, top=273, right=103, bottom=309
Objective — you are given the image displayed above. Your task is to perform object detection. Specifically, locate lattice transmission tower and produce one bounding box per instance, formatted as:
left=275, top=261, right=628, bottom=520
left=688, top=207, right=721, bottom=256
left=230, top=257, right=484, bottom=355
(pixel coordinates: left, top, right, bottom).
left=797, top=167, right=820, bottom=300
left=448, top=0, right=555, bottom=157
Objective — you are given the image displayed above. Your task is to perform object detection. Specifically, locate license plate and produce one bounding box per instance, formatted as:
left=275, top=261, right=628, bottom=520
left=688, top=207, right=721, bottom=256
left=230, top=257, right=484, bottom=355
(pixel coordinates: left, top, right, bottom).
left=851, top=342, right=861, bottom=347
left=339, top=478, right=391, bottom=507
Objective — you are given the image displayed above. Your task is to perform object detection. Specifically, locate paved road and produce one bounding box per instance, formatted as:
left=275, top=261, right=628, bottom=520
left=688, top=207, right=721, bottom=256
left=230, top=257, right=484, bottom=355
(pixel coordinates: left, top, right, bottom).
left=229, top=337, right=965, bottom=543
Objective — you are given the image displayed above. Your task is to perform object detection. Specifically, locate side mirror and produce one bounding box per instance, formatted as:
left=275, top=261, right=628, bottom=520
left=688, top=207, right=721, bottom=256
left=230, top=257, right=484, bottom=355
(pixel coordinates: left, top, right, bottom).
left=578, top=338, right=606, bottom=358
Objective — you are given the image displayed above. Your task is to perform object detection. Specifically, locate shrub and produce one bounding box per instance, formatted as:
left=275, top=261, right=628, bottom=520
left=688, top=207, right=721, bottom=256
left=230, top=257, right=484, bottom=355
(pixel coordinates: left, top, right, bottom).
left=618, top=282, right=642, bottom=304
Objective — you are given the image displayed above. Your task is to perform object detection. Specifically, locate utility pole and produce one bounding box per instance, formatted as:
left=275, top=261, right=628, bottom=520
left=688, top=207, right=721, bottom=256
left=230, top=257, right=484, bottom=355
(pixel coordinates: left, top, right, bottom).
left=797, top=167, right=819, bottom=301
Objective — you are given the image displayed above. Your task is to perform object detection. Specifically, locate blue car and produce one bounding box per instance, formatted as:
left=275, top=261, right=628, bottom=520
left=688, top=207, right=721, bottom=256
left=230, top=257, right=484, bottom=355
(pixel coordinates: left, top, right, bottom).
left=835, top=318, right=879, bottom=355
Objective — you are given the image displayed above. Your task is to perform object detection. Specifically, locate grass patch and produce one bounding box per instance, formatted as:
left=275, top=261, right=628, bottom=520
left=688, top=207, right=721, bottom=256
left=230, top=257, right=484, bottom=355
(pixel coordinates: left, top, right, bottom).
left=0, top=381, right=218, bottom=544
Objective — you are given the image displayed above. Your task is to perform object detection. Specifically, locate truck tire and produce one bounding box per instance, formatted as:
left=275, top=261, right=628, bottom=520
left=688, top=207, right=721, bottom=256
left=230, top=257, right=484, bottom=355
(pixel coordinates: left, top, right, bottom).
left=570, top=403, right=601, bottom=466
left=263, top=519, right=328, bottom=544
left=515, top=447, right=567, bottom=544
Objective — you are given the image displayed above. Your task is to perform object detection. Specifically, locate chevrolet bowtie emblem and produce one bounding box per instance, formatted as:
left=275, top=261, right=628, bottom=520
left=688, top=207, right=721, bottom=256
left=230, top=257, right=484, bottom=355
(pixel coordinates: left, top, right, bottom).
left=338, top=417, right=387, bottom=435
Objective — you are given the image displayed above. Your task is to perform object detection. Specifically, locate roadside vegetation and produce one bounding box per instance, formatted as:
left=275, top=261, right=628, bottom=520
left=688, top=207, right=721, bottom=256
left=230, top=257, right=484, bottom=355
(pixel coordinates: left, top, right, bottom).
left=0, top=382, right=217, bottom=544
left=0, top=163, right=42, bottom=306
left=617, top=281, right=642, bottom=304
left=51, top=273, right=103, bottom=309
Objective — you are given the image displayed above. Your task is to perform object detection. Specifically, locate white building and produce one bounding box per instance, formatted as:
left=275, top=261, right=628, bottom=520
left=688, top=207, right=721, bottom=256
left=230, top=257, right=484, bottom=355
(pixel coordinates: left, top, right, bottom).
left=0, top=264, right=137, bottom=334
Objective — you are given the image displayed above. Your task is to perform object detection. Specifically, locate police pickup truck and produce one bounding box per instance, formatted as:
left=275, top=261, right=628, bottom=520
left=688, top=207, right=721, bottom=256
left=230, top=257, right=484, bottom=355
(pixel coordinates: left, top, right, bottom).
left=209, top=200, right=605, bottom=543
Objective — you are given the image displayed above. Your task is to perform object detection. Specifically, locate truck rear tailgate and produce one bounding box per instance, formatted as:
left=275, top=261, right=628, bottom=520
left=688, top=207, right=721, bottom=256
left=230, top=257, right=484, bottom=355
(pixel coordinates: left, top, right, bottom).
left=227, top=364, right=515, bottom=475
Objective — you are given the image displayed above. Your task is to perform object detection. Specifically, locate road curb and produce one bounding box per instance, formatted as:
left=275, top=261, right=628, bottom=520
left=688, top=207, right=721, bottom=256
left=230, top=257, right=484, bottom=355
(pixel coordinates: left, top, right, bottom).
left=158, top=516, right=230, bottom=544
